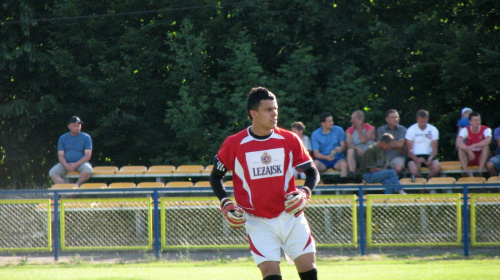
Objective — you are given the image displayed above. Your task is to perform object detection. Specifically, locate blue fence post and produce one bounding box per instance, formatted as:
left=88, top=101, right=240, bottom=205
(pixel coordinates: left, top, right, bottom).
left=358, top=186, right=366, bottom=256
left=153, top=189, right=161, bottom=260
left=462, top=185, right=469, bottom=257
left=52, top=191, right=60, bottom=261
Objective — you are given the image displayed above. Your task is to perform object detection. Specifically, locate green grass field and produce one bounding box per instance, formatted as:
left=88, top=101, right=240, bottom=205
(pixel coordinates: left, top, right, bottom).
left=1, top=255, right=499, bottom=280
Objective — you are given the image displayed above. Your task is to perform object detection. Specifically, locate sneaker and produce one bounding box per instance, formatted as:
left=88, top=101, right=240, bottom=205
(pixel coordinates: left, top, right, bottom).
left=398, top=190, right=407, bottom=195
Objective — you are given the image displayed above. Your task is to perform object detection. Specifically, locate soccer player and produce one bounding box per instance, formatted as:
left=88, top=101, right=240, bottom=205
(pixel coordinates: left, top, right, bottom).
left=210, top=87, right=320, bottom=280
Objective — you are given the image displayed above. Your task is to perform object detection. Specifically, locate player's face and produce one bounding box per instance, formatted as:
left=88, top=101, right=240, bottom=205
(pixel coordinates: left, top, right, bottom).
left=469, top=116, right=481, bottom=128
left=68, top=122, right=82, bottom=136
left=253, top=99, right=278, bottom=131
left=386, top=112, right=400, bottom=127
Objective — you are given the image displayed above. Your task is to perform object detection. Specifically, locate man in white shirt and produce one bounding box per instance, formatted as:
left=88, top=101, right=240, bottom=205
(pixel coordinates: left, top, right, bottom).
left=405, top=110, right=441, bottom=180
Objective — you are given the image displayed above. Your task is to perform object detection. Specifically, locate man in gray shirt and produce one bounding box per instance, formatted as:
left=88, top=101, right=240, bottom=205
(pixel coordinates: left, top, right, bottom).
left=376, top=109, right=407, bottom=175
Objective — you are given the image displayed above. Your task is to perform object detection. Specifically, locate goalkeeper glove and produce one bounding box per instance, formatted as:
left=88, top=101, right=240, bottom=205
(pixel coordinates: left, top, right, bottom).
left=220, top=197, right=246, bottom=228
left=284, top=187, right=311, bottom=217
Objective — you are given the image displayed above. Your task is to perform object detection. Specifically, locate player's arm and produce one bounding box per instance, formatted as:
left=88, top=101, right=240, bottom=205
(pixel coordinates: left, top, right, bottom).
left=209, top=156, right=229, bottom=201
left=209, top=156, right=245, bottom=228
left=286, top=162, right=319, bottom=217
left=296, top=161, right=319, bottom=192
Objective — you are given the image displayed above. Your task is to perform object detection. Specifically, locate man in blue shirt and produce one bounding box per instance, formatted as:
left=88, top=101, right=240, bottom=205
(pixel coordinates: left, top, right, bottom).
left=311, top=112, right=349, bottom=181
left=49, top=116, right=93, bottom=186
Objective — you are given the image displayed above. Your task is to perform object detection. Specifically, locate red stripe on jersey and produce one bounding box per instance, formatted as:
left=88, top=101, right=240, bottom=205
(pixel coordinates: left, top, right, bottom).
left=248, top=235, right=265, bottom=258
left=303, top=233, right=313, bottom=251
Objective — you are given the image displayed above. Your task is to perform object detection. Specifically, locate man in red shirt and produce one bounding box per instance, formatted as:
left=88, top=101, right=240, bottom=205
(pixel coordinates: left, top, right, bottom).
left=456, top=112, right=492, bottom=176
left=210, top=87, right=320, bottom=280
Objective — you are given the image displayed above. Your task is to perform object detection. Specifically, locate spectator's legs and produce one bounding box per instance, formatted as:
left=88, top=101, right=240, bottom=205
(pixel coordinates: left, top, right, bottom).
left=313, top=160, right=327, bottom=172
left=406, top=161, right=422, bottom=178
left=363, top=169, right=403, bottom=194
left=50, top=175, right=65, bottom=184
left=346, top=148, right=356, bottom=173
left=49, top=163, right=67, bottom=184
left=426, top=160, right=441, bottom=180
left=477, top=146, right=491, bottom=173
left=76, top=172, right=91, bottom=186
left=486, top=155, right=500, bottom=176
left=457, top=147, right=473, bottom=176
left=334, top=158, right=348, bottom=177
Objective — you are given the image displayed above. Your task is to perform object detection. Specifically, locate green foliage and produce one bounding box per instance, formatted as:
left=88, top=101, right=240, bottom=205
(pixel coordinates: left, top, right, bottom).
left=0, top=0, right=498, bottom=188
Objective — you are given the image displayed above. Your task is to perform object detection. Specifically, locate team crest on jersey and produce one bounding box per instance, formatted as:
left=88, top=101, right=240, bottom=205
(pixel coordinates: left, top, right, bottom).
left=261, top=152, right=272, bottom=165
left=246, top=148, right=285, bottom=180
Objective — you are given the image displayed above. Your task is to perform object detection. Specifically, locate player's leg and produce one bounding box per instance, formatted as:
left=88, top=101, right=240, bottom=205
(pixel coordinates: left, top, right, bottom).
left=281, top=212, right=317, bottom=279
left=49, top=163, right=67, bottom=184
left=259, top=261, right=281, bottom=279
left=294, top=252, right=317, bottom=280
left=246, top=214, right=282, bottom=279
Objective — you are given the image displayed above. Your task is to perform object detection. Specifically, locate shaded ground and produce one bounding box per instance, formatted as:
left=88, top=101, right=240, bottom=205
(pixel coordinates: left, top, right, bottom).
left=1, top=247, right=498, bottom=266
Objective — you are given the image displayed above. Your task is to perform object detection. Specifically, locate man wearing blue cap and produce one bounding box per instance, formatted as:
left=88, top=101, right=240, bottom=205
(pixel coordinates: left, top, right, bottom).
left=49, top=116, right=93, bottom=186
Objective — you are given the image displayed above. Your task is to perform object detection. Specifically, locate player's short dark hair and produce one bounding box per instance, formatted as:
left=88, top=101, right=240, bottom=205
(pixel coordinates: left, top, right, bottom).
left=385, top=109, right=398, bottom=118
left=319, top=112, right=332, bottom=123
left=247, top=87, right=276, bottom=120
left=468, top=112, right=480, bottom=120
left=291, top=121, right=305, bottom=131
left=416, top=109, right=429, bottom=118
left=379, top=133, right=394, bottom=143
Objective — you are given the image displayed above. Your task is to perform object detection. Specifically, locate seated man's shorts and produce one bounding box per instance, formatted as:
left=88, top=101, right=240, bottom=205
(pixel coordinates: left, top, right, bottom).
left=468, top=151, right=482, bottom=166
left=488, top=154, right=500, bottom=172
left=316, top=154, right=345, bottom=169
left=49, top=162, right=93, bottom=177
left=406, top=154, right=436, bottom=168
left=245, top=211, right=316, bottom=266
left=389, top=157, right=405, bottom=169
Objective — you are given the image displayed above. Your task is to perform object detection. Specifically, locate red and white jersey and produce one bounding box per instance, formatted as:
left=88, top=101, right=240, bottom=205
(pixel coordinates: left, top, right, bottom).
left=216, top=127, right=312, bottom=219
left=459, top=125, right=492, bottom=151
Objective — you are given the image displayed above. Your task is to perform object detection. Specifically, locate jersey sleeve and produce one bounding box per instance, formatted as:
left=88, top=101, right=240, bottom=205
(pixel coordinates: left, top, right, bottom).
left=484, top=127, right=492, bottom=138
left=458, top=127, right=468, bottom=139
left=216, top=136, right=235, bottom=171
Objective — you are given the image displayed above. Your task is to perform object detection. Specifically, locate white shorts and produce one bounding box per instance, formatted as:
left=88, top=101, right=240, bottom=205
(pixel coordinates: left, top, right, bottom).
left=245, top=211, right=316, bottom=266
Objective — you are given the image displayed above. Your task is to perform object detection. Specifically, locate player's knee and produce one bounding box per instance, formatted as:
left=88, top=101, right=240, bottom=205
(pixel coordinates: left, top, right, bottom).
left=298, top=268, right=318, bottom=280
left=263, top=275, right=282, bottom=280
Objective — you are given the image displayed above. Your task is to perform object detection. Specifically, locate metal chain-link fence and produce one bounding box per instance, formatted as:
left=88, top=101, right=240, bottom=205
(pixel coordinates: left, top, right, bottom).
left=366, top=194, right=461, bottom=246
left=60, top=198, right=152, bottom=250
left=2, top=192, right=500, bottom=253
left=161, top=195, right=357, bottom=249
left=0, top=199, right=51, bottom=251
left=470, top=194, right=500, bottom=245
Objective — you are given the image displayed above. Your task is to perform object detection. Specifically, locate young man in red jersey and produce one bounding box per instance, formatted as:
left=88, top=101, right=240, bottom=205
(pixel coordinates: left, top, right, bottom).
left=210, top=87, right=320, bottom=280
left=456, top=112, right=492, bottom=177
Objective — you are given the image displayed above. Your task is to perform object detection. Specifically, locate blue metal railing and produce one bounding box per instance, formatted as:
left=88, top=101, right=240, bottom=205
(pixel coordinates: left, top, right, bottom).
left=1, top=183, right=498, bottom=261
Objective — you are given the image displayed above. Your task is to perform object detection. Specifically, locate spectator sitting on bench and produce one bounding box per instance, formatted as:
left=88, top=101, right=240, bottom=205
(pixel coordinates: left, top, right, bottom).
left=49, top=116, right=93, bottom=187
left=456, top=112, right=492, bottom=177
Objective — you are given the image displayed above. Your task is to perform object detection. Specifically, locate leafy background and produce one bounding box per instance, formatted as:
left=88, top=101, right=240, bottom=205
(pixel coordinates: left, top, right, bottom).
left=0, top=0, right=498, bottom=188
